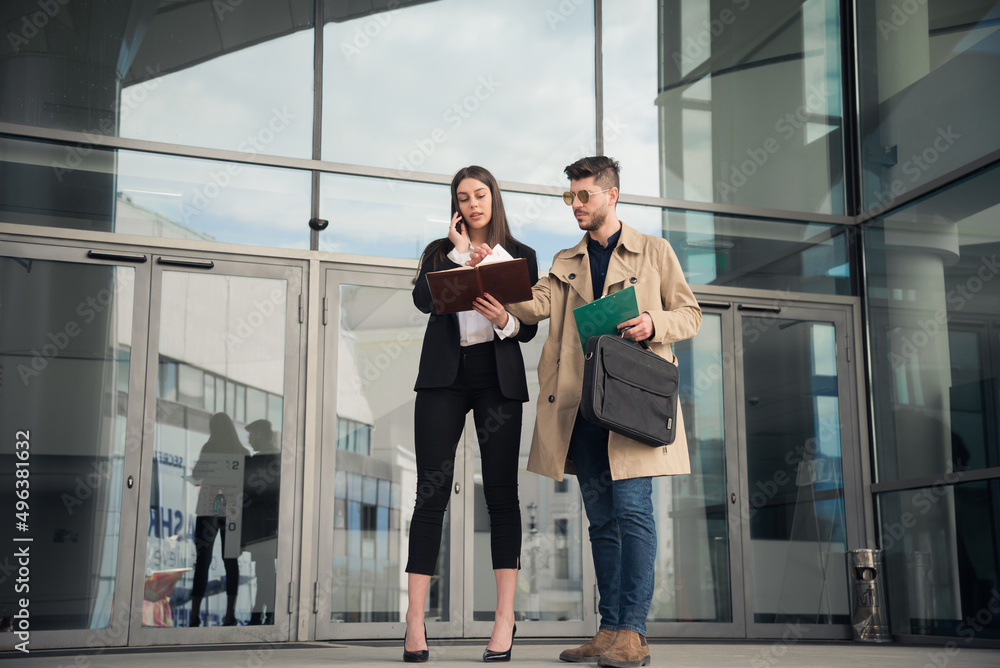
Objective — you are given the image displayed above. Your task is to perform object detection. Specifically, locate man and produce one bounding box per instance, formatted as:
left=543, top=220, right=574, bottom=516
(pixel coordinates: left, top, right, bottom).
left=472, top=156, right=701, bottom=667
left=242, top=419, right=280, bottom=625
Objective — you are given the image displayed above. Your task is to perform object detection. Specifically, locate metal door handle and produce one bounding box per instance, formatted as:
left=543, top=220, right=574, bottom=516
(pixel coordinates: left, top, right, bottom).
left=88, top=250, right=148, bottom=263
left=737, top=304, right=781, bottom=313
left=157, top=256, right=215, bottom=269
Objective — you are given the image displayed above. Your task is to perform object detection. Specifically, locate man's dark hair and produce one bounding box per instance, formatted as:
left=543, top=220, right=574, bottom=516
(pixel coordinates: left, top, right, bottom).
left=564, top=156, right=620, bottom=191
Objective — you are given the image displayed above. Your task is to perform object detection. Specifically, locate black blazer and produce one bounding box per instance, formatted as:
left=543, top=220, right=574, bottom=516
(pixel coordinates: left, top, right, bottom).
left=412, top=238, right=539, bottom=402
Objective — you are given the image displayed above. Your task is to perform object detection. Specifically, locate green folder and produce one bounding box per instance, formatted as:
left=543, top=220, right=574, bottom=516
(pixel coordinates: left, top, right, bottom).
left=573, top=285, right=640, bottom=350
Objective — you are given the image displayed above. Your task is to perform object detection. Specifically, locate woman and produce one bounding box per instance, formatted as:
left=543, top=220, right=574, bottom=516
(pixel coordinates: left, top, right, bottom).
left=405, top=166, right=538, bottom=662
left=189, top=412, right=249, bottom=627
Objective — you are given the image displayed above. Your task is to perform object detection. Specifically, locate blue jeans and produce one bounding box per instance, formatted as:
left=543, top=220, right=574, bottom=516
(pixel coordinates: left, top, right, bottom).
left=568, top=412, right=655, bottom=636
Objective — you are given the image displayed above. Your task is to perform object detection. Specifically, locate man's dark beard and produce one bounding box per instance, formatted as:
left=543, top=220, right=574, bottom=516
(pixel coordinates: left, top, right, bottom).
left=580, top=206, right=607, bottom=232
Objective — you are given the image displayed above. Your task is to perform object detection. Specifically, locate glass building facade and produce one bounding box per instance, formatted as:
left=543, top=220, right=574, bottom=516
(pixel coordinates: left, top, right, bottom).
left=1, top=0, right=998, bottom=650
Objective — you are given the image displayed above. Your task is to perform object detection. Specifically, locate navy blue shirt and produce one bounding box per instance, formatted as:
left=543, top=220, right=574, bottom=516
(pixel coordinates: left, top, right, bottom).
left=587, top=227, right=621, bottom=299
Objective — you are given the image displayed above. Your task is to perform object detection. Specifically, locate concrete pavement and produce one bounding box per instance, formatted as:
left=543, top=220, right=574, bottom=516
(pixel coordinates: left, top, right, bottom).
left=5, top=638, right=1000, bottom=667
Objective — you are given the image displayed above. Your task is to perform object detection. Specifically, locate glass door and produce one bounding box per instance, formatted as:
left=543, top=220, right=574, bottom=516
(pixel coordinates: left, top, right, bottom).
left=734, top=301, right=863, bottom=640
left=644, top=305, right=746, bottom=638
left=645, top=297, right=863, bottom=640
left=129, top=253, right=303, bottom=645
left=314, top=266, right=456, bottom=639
left=464, top=319, right=596, bottom=638
left=0, top=241, right=149, bottom=650
left=314, top=265, right=597, bottom=640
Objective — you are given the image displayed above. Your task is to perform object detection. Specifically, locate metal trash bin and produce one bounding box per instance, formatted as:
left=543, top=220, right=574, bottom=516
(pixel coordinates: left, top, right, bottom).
left=847, top=549, right=891, bottom=642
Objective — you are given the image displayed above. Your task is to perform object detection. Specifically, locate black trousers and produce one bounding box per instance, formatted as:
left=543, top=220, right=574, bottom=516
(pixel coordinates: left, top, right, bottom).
left=406, top=342, right=523, bottom=575
left=192, top=515, right=240, bottom=597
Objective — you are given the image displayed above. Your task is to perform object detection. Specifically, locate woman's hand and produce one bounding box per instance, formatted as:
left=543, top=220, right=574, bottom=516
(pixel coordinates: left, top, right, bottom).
left=473, top=292, right=510, bottom=329
left=466, top=243, right=493, bottom=266
left=448, top=212, right=470, bottom=253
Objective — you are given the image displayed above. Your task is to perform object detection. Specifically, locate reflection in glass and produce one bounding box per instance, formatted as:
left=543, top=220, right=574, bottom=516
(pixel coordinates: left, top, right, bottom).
left=472, top=321, right=586, bottom=622
left=319, top=175, right=448, bottom=260
left=651, top=314, right=731, bottom=622
left=319, top=176, right=582, bottom=268
left=603, top=0, right=844, bottom=213
left=0, top=137, right=311, bottom=248
left=122, top=29, right=313, bottom=158
left=742, top=317, right=848, bottom=625
left=144, top=272, right=286, bottom=627
left=864, top=163, right=1000, bottom=483
left=331, top=285, right=440, bottom=623
left=0, top=259, right=134, bottom=630
left=322, top=0, right=595, bottom=183
left=621, top=204, right=853, bottom=295
left=879, top=479, right=1000, bottom=639
left=857, top=0, right=1000, bottom=209
left=503, top=192, right=594, bottom=274
left=863, top=162, right=1000, bottom=640
left=0, top=2, right=313, bottom=158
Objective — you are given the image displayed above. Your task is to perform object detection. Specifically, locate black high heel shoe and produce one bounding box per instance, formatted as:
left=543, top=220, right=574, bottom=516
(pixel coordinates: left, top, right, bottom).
left=482, top=623, right=516, bottom=662
left=403, top=623, right=429, bottom=663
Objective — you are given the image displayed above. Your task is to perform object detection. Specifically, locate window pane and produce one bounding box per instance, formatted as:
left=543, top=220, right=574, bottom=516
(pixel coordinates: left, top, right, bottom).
left=474, top=321, right=586, bottom=623
left=0, top=260, right=135, bottom=630
left=2, top=1, right=314, bottom=159
left=742, top=315, right=848, bottom=625
left=319, top=174, right=448, bottom=259
left=857, top=0, right=1000, bottom=210
left=331, top=283, right=446, bottom=624
left=652, top=314, right=732, bottom=623
left=247, top=387, right=267, bottom=422
left=865, top=162, right=1000, bottom=482
left=319, top=175, right=578, bottom=271
left=879, top=480, right=1000, bottom=639
left=604, top=0, right=845, bottom=214
left=622, top=204, right=854, bottom=295
left=504, top=191, right=585, bottom=273
left=0, top=137, right=311, bottom=248
left=145, top=272, right=287, bottom=628
left=203, top=374, right=216, bottom=412
left=178, top=364, right=204, bottom=408
left=322, top=0, right=595, bottom=183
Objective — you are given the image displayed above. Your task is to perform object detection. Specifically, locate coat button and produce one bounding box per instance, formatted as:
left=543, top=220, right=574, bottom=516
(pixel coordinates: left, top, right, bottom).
left=548, top=395, right=555, bottom=403
left=629, top=277, right=637, bottom=284
left=568, top=273, right=576, bottom=279
left=556, top=358, right=560, bottom=366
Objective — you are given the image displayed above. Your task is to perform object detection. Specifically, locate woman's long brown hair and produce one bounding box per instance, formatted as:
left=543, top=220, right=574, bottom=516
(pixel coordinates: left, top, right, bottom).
left=416, top=165, right=521, bottom=279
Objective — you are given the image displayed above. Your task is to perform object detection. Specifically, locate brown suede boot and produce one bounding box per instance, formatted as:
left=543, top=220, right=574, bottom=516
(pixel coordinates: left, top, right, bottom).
left=559, top=628, right=617, bottom=663
left=597, top=630, right=650, bottom=667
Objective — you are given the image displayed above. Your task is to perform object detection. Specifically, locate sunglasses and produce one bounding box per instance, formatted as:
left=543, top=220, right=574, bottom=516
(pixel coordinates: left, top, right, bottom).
left=562, top=188, right=612, bottom=205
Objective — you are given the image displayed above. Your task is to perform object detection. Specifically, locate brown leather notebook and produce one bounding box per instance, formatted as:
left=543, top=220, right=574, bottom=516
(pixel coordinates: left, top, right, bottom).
left=425, top=257, right=533, bottom=314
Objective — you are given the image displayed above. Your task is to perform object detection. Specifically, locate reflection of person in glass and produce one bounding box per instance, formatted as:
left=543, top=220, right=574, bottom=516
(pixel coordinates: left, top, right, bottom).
left=405, top=166, right=538, bottom=662
left=242, top=418, right=280, bottom=625
left=190, top=412, right=249, bottom=627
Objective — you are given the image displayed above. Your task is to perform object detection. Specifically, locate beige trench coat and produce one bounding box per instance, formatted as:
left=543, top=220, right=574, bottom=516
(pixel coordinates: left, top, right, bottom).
left=508, top=223, right=702, bottom=481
